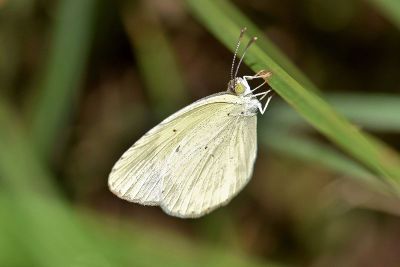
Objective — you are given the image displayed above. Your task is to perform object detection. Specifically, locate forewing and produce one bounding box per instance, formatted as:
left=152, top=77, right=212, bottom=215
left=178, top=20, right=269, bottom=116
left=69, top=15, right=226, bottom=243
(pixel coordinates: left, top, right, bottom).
left=108, top=93, right=243, bottom=206
left=160, top=112, right=257, bottom=218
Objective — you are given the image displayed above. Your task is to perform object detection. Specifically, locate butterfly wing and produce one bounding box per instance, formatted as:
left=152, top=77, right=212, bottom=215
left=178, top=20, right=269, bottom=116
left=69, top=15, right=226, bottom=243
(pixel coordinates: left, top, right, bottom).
left=108, top=92, right=257, bottom=217
left=161, top=112, right=257, bottom=218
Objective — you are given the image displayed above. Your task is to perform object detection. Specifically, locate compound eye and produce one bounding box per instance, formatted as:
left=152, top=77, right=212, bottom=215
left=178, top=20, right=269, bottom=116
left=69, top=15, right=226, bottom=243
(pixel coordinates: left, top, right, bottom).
left=234, top=83, right=245, bottom=95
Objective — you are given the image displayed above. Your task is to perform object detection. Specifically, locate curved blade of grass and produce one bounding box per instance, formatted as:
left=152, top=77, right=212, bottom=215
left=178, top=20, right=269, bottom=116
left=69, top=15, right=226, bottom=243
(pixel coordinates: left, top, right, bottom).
left=269, top=94, right=400, bottom=132
left=265, top=93, right=400, bottom=182
left=263, top=93, right=400, bottom=184
left=121, top=2, right=188, bottom=118
left=261, top=128, right=390, bottom=193
left=26, top=0, right=97, bottom=159
left=367, top=0, right=400, bottom=29
left=0, top=100, right=110, bottom=267
left=186, top=0, right=400, bottom=187
left=0, top=103, right=57, bottom=196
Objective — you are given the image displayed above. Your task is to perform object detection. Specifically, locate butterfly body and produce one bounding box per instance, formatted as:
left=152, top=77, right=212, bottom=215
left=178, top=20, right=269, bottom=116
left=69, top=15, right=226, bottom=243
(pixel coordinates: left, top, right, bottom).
left=108, top=76, right=273, bottom=218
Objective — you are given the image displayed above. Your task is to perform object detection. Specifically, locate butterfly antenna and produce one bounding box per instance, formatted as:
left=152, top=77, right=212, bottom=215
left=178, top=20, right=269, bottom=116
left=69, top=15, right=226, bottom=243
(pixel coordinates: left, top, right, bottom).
left=230, top=27, right=247, bottom=86
left=234, top=36, right=257, bottom=81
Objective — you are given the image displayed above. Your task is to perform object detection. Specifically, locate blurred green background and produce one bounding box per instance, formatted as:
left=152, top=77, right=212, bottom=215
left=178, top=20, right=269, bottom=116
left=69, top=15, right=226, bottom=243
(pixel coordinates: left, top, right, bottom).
left=1, top=0, right=400, bottom=266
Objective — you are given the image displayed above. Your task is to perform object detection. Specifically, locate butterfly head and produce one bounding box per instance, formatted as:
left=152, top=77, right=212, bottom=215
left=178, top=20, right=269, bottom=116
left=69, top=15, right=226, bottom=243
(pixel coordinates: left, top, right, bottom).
left=228, top=77, right=251, bottom=96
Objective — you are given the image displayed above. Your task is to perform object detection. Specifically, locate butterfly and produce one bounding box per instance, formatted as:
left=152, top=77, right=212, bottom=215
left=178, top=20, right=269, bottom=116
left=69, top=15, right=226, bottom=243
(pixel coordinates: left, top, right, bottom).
left=108, top=28, right=273, bottom=218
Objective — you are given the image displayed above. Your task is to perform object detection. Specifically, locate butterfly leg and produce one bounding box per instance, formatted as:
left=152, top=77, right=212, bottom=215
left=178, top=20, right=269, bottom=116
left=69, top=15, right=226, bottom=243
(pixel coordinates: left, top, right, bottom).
left=253, top=90, right=273, bottom=115
left=249, top=80, right=267, bottom=93
left=243, top=70, right=272, bottom=81
left=243, top=70, right=272, bottom=94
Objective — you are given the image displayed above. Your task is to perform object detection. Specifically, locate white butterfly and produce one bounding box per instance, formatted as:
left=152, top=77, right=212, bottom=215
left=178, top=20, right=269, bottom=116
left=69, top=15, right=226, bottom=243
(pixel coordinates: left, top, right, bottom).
left=108, top=28, right=273, bottom=218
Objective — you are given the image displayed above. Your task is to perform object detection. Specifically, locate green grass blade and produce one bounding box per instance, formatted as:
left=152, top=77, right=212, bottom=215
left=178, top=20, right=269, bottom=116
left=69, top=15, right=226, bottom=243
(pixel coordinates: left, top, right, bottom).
left=261, top=128, right=390, bottom=192
left=122, top=2, right=188, bottom=118
left=26, top=0, right=97, bottom=158
left=0, top=102, right=57, bottom=195
left=186, top=0, right=400, bottom=186
left=263, top=93, right=400, bottom=183
left=269, top=94, right=400, bottom=132
left=367, top=0, right=400, bottom=29
left=0, top=101, right=110, bottom=267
